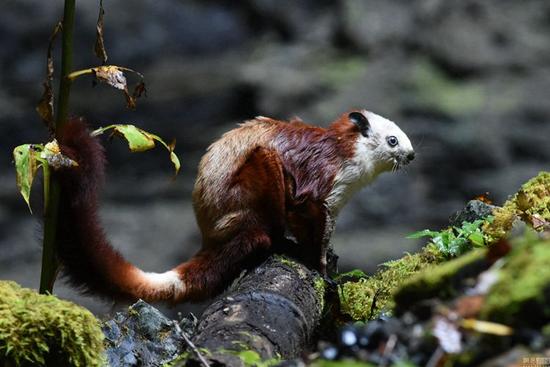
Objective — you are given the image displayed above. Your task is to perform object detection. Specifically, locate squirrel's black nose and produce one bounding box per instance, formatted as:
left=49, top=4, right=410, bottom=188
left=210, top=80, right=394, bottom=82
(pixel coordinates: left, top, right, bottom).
left=407, top=152, right=415, bottom=162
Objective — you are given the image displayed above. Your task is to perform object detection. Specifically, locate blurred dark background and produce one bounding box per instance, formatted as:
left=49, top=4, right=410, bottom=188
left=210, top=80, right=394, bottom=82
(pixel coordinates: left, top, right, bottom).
left=0, top=0, right=548, bottom=316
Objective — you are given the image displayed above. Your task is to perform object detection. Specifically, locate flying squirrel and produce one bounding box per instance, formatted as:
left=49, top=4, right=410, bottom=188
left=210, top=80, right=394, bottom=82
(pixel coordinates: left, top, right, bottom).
left=53, top=110, right=414, bottom=304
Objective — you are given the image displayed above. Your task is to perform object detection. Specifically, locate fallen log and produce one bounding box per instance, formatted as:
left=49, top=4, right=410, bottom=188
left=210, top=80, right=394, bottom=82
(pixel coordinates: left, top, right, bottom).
left=187, top=255, right=328, bottom=366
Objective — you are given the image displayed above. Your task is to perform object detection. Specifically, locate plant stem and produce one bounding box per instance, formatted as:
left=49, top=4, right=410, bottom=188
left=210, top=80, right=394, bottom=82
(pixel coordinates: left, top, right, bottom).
left=40, top=0, right=76, bottom=294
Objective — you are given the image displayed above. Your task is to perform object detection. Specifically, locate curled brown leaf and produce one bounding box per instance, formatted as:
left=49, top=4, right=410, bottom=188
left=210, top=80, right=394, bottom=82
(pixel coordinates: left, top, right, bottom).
left=36, top=21, right=62, bottom=133
left=94, top=0, right=108, bottom=63
left=69, top=65, right=146, bottom=110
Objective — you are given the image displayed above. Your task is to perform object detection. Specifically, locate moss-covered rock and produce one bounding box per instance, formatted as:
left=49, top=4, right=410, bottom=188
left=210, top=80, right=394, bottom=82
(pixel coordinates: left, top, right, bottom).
left=0, top=281, right=104, bottom=366
left=338, top=245, right=445, bottom=321
left=338, top=172, right=549, bottom=322
left=484, top=171, right=550, bottom=242
left=394, top=249, right=487, bottom=314
left=481, top=232, right=550, bottom=327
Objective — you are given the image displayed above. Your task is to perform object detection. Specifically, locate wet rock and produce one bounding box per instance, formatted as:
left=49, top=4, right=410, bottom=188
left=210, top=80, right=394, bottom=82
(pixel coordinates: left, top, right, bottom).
left=449, top=199, right=496, bottom=227
left=103, top=300, right=194, bottom=367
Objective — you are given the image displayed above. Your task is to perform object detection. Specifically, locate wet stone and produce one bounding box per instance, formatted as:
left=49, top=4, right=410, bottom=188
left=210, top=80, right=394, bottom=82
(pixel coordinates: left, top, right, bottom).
left=102, top=300, right=194, bottom=367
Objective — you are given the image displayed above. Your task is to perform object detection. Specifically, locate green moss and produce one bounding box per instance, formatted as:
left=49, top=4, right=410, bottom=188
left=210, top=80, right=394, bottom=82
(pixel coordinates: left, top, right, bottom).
left=484, top=171, right=550, bottom=242
left=514, top=172, right=550, bottom=220
left=338, top=245, right=445, bottom=321
left=338, top=173, right=548, bottom=323
left=394, top=249, right=486, bottom=312
left=0, top=281, right=104, bottom=366
left=162, top=352, right=189, bottom=367
left=210, top=348, right=279, bottom=367
left=339, top=279, right=375, bottom=321
left=481, top=233, right=550, bottom=326
left=483, top=206, right=516, bottom=243
left=234, top=350, right=279, bottom=367
left=274, top=254, right=296, bottom=268
left=314, top=278, right=327, bottom=312
left=274, top=255, right=307, bottom=278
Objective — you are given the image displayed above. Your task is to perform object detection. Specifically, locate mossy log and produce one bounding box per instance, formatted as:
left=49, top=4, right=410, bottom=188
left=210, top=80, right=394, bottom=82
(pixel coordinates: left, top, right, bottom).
left=188, top=255, right=326, bottom=366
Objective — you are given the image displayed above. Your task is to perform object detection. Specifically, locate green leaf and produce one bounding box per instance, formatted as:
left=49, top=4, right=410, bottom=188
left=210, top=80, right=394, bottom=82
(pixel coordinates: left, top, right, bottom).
left=460, top=219, right=485, bottom=235
left=450, top=237, right=470, bottom=256
left=112, top=124, right=156, bottom=151
left=13, top=144, right=43, bottom=213
left=432, top=234, right=447, bottom=252
left=406, top=229, right=440, bottom=239
left=92, top=124, right=180, bottom=175
left=468, top=231, right=485, bottom=247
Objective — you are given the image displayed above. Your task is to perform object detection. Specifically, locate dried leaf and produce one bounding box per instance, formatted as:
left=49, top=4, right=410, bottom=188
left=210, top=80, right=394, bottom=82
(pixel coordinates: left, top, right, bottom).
left=40, top=139, right=78, bottom=169
left=83, top=65, right=146, bottom=110
left=454, top=295, right=485, bottom=318
left=133, top=81, right=147, bottom=99
left=93, top=65, right=127, bottom=90
left=36, top=82, right=55, bottom=132
left=36, top=22, right=62, bottom=132
left=124, top=89, right=136, bottom=110
left=460, top=319, right=513, bottom=336
left=94, top=0, right=108, bottom=63
left=13, top=144, right=42, bottom=213
left=91, top=124, right=180, bottom=175
left=474, top=192, right=493, bottom=205
left=531, top=214, right=549, bottom=231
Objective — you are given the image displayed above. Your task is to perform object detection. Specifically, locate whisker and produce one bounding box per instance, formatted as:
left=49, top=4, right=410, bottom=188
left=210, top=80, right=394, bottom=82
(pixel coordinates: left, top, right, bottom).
left=414, top=135, right=425, bottom=150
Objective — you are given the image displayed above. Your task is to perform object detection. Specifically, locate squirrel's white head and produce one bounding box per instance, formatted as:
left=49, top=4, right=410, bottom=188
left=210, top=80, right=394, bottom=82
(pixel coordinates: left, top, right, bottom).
left=326, top=110, right=414, bottom=214
left=349, top=110, right=414, bottom=173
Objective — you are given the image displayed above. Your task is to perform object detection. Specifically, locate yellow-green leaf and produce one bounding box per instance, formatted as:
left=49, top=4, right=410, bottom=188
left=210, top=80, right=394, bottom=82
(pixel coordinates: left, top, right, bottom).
left=91, top=124, right=180, bottom=174
left=112, top=125, right=155, bottom=152
left=169, top=151, right=181, bottom=175
left=13, top=144, right=42, bottom=212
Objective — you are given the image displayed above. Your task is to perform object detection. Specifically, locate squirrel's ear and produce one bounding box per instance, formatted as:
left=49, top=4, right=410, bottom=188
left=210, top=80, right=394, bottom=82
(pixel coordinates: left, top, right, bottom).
left=348, top=112, right=370, bottom=137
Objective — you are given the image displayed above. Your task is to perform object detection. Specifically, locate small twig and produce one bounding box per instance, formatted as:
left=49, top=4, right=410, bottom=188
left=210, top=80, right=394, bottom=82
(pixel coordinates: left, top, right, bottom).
left=426, top=346, right=446, bottom=367
left=380, top=333, right=397, bottom=367
left=181, top=330, right=211, bottom=367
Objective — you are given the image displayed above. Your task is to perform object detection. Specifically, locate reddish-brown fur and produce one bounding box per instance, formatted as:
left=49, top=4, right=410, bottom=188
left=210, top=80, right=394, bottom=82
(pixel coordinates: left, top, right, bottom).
left=54, top=113, right=361, bottom=303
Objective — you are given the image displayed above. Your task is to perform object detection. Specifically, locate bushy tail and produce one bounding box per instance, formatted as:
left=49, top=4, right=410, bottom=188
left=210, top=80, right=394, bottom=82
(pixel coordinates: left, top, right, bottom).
left=54, top=119, right=186, bottom=303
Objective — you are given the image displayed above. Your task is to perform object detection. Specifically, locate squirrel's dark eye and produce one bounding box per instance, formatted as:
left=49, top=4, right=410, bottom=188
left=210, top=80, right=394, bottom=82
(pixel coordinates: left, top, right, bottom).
left=387, top=136, right=398, bottom=147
